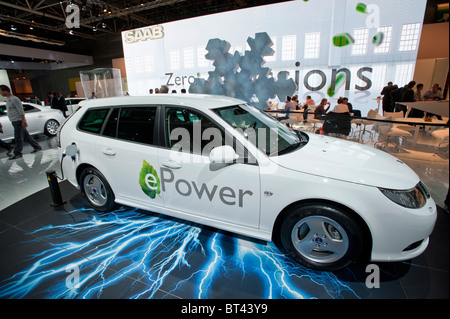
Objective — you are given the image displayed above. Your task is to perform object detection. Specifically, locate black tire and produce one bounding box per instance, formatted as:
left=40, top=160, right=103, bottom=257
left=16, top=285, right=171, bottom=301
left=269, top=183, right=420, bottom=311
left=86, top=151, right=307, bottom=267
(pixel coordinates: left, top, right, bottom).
left=79, top=167, right=116, bottom=212
left=279, top=203, right=364, bottom=271
left=44, top=119, right=60, bottom=136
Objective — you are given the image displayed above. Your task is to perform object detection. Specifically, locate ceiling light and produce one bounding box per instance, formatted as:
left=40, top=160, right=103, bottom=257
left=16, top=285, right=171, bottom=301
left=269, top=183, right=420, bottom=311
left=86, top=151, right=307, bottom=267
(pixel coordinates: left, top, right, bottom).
left=92, top=26, right=97, bottom=32
left=10, top=24, right=17, bottom=31
left=102, top=22, right=106, bottom=28
left=69, top=30, right=74, bottom=35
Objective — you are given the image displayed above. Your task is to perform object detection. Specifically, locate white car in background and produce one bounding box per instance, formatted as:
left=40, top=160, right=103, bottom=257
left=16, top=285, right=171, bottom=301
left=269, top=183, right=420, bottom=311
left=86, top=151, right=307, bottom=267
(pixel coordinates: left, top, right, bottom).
left=0, top=102, right=66, bottom=140
left=58, top=95, right=437, bottom=271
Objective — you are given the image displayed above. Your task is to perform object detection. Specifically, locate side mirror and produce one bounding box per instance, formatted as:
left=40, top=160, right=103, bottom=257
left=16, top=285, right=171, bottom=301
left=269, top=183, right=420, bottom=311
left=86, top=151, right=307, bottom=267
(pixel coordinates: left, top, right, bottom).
left=209, top=145, right=239, bottom=164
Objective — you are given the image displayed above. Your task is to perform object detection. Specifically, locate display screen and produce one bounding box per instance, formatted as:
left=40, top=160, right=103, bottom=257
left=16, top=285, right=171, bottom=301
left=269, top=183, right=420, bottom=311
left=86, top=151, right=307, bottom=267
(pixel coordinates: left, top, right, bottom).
left=121, top=0, right=427, bottom=115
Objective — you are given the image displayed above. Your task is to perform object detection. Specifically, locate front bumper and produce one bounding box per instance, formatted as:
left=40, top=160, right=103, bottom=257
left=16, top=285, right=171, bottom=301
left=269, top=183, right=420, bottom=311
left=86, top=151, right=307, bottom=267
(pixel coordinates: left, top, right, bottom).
left=365, top=196, right=437, bottom=262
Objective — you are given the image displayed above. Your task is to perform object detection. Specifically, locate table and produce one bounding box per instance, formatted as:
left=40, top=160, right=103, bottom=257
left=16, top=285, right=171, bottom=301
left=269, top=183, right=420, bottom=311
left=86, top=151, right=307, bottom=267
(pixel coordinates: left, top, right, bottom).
left=395, top=117, right=447, bottom=147
left=400, top=100, right=449, bottom=117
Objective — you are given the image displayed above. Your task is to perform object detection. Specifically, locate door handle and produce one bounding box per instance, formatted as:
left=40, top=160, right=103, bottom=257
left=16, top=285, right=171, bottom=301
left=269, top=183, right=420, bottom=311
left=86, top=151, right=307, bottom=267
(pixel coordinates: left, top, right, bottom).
left=102, top=148, right=116, bottom=156
left=162, top=160, right=182, bottom=169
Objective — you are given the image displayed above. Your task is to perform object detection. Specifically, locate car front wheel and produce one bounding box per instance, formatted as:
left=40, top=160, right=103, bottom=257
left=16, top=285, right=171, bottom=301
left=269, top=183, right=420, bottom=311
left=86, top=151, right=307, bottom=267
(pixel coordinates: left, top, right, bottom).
left=279, top=203, right=364, bottom=271
left=80, top=167, right=116, bottom=212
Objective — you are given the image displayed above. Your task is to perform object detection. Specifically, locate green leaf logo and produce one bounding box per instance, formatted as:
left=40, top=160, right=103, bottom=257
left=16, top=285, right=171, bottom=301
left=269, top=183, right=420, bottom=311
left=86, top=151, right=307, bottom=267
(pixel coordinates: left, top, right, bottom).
left=139, top=160, right=161, bottom=199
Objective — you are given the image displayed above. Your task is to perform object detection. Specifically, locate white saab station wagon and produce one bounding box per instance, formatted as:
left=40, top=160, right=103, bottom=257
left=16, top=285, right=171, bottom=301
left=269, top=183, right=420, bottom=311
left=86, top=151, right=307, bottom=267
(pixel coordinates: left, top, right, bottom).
left=58, top=94, right=437, bottom=271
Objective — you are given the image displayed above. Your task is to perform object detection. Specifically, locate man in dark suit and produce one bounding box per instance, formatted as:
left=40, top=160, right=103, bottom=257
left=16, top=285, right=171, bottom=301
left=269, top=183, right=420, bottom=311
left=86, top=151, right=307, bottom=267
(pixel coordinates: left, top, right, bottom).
left=380, top=81, right=396, bottom=112
left=53, top=92, right=68, bottom=118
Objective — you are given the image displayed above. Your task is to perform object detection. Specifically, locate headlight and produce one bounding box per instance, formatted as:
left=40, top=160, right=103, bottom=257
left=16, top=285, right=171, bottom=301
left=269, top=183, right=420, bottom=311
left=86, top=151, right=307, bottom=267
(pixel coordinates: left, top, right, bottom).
left=379, top=182, right=430, bottom=209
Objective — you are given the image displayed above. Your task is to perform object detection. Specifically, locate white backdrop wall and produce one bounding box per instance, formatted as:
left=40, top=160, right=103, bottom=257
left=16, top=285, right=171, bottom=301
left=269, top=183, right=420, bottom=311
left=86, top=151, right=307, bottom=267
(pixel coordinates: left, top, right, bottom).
left=122, top=0, right=427, bottom=115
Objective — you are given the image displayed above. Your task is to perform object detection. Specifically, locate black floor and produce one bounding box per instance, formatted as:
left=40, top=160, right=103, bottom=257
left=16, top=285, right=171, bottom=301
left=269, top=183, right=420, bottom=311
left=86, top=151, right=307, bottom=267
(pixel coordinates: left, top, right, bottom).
left=0, top=181, right=448, bottom=299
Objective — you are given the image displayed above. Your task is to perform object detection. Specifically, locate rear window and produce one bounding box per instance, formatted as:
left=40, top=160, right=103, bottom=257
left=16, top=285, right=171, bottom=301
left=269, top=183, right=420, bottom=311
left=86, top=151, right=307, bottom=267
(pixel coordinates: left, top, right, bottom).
left=78, top=108, right=109, bottom=134
left=117, top=107, right=157, bottom=145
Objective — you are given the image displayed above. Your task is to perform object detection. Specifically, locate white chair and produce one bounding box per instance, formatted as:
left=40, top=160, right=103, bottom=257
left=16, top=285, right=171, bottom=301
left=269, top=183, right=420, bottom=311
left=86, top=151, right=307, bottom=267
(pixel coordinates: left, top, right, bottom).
left=354, top=108, right=377, bottom=143
left=291, top=112, right=303, bottom=128
left=280, top=111, right=302, bottom=127
left=305, top=106, right=321, bottom=132
left=431, top=128, right=449, bottom=156
left=373, top=115, right=413, bottom=151
left=383, top=110, right=404, bottom=121
left=384, top=110, right=416, bottom=134
left=267, top=103, right=280, bottom=118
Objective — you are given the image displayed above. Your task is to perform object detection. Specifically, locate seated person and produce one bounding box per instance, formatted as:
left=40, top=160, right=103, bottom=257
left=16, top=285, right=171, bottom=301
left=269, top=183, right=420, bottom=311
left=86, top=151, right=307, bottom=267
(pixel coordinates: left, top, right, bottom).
left=343, top=97, right=353, bottom=113
left=304, top=95, right=315, bottom=106
left=422, top=83, right=443, bottom=100
left=332, top=97, right=350, bottom=113
left=278, top=96, right=296, bottom=121
left=291, top=95, right=300, bottom=109
left=314, top=98, right=331, bottom=119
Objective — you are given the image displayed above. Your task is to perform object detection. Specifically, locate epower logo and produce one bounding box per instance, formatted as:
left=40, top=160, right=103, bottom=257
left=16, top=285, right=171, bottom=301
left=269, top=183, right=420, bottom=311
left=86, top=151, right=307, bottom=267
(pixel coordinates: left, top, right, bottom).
left=139, top=161, right=253, bottom=208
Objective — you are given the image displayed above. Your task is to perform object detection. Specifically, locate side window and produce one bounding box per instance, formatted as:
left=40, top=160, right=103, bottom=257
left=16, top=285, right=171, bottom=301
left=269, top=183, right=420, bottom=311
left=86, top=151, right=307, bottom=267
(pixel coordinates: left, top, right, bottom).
left=165, top=107, right=224, bottom=155
left=102, top=108, right=120, bottom=138
left=23, top=104, right=40, bottom=113
left=0, top=105, right=6, bottom=116
left=78, top=108, right=109, bottom=134
left=117, top=107, right=157, bottom=145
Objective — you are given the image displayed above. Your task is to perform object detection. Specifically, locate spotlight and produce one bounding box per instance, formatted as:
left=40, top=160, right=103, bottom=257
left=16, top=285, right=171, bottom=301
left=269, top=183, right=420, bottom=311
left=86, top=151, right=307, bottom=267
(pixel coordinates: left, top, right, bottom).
left=69, top=30, right=74, bottom=35
left=102, top=22, right=106, bottom=28
left=92, top=26, right=97, bottom=32
left=10, top=24, right=17, bottom=31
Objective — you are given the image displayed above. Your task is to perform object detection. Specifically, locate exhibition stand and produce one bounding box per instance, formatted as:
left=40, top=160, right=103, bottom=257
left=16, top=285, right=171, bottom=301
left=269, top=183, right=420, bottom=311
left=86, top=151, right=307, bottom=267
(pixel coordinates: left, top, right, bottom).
left=0, top=181, right=447, bottom=299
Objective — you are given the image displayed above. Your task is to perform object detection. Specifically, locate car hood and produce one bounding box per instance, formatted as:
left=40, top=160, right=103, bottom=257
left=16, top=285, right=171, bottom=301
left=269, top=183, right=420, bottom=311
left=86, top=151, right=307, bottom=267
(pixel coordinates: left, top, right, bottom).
left=273, top=133, right=420, bottom=189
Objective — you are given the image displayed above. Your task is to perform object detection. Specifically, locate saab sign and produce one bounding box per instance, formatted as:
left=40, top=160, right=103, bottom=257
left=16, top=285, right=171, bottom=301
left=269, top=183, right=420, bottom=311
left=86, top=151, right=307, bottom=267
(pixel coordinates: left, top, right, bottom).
left=124, top=26, right=164, bottom=43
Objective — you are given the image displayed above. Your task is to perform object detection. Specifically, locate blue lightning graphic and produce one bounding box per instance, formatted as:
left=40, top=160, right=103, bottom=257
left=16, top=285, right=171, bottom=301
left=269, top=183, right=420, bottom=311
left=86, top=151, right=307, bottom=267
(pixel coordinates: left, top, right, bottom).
left=0, top=207, right=361, bottom=299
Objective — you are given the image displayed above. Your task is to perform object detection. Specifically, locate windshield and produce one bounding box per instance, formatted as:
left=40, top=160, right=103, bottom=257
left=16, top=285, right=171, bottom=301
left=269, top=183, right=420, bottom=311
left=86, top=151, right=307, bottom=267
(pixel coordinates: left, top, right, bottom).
left=214, top=104, right=305, bottom=156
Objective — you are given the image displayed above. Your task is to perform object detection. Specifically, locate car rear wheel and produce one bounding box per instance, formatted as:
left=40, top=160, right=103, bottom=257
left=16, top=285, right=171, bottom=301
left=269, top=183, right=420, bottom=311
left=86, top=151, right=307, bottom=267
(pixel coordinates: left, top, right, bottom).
left=44, top=119, right=60, bottom=136
left=80, top=167, right=116, bottom=212
left=279, top=203, right=364, bottom=271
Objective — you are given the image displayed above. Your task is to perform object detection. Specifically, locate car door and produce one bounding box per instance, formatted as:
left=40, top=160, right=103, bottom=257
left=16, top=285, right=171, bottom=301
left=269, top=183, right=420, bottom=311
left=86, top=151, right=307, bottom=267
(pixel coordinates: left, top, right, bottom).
left=157, top=106, right=261, bottom=229
left=22, top=104, right=45, bottom=135
left=95, top=105, right=164, bottom=209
